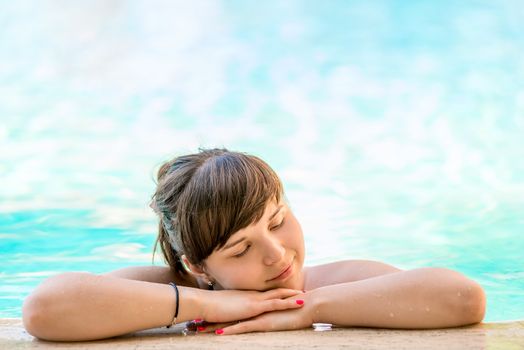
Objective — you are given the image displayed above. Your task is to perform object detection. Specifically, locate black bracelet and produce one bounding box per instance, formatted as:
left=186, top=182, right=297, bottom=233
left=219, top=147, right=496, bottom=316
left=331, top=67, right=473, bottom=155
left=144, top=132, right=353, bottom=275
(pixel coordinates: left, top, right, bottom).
left=166, top=282, right=179, bottom=328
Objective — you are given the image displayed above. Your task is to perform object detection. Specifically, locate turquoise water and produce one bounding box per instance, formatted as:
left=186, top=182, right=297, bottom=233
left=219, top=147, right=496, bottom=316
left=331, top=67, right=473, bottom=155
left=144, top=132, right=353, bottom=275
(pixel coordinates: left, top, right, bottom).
left=1, top=1, right=523, bottom=321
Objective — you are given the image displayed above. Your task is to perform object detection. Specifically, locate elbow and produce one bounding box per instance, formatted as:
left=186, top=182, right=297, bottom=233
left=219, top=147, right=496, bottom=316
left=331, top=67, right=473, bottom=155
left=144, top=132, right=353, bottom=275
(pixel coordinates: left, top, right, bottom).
left=427, top=268, right=486, bottom=326
left=460, top=280, right=486, bottom=325
left=22, top=295, right=45, bottom=339
left=22, top=272, right=92, bottom=341
left=22, top=291, right=52, bottom=340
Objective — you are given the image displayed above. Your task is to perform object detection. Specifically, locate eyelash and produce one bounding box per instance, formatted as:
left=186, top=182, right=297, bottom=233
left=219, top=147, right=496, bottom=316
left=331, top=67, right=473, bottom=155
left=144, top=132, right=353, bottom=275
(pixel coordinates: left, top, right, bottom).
left=270, top=219, right=285, bottom=231
left=233, top=219, right=285, bottom=258
left=234, top=245, right=250, bottom=258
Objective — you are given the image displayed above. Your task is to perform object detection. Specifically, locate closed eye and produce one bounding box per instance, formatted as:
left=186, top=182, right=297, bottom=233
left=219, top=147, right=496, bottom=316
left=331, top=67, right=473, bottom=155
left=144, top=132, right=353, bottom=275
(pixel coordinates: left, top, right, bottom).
left=233, top=245, right=251, bottom=258
left=270, top=219, right=285, bottom=231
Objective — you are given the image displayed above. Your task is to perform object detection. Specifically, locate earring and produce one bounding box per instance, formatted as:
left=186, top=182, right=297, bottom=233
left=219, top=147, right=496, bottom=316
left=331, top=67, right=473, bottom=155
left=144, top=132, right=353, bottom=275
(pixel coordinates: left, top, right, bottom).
left=207, top=280, right=215, bottom=290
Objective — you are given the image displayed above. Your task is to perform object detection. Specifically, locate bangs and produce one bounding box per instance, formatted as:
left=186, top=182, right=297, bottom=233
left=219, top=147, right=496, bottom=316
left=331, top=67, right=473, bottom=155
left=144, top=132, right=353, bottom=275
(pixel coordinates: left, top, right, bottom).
left=176, top=151, right=283, bottom=264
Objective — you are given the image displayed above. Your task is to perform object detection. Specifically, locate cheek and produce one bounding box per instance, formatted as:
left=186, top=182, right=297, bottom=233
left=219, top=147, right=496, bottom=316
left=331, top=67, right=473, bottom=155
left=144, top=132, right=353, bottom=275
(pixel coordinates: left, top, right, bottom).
left=287, top=216, right=304, bottom=247
left=213, top=261, right=265, bottom=289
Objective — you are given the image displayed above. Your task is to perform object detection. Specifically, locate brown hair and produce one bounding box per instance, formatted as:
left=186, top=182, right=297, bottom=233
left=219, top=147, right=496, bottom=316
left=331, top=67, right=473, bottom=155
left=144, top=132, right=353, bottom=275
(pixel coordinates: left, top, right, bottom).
left=151, top=148, right=283, bottom=277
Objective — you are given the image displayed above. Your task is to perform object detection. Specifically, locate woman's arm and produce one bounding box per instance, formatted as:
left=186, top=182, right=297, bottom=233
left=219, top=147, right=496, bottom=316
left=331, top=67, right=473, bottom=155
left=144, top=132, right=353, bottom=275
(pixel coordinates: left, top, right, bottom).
left=22, top=272, right=304, bottom=341
left=309, top=267, right=486, bottom=328
left=22, top=272, right=200, bottom=341
left=216, top=267, right=485, bottom=335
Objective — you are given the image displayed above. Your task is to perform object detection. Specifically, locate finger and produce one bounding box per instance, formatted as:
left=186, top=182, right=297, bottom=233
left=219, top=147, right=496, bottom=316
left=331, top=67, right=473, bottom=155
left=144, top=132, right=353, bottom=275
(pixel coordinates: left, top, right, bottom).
left=259, top=297, right=304, bottom=314
left=186, top=319, right=211, bottom=332
left=195, top=321, right=235, bottom=334
left=217, top=319, right=265, bottom=335
left=262, top=288, right=303, bottom=300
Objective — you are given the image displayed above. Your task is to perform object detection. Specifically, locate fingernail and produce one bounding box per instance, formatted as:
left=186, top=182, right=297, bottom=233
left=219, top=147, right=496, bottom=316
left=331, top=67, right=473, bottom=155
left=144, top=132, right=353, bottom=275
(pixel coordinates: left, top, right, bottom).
left=197, top=326, right=206, bottom=332
left=215, top=329, right=224, bottom=335
left=194, top=318, right=203, bottom=322
left=296, top=299, right=304, bottom=305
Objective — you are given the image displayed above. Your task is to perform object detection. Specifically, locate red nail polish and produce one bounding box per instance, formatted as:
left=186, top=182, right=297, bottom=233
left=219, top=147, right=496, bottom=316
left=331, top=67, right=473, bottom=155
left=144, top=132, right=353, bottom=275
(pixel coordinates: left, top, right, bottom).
left=296, top=299, right=304, bottom=305
left=197, top=326, right=206, bottom=332
left=215, top=329, right=224, bottom=335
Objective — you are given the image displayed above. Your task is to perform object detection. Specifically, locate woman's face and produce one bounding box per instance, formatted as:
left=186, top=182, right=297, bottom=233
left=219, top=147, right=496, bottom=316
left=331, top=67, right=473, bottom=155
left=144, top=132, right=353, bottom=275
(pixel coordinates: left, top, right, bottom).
left=203, top=201, right=306, bottom=291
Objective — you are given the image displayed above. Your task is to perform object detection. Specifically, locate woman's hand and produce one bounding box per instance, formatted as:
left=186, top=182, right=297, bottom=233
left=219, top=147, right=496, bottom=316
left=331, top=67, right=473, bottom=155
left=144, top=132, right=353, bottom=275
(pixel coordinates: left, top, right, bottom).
left=197, top=288, right=305, bottom=324
left=197, top=292, right=314, bottom=335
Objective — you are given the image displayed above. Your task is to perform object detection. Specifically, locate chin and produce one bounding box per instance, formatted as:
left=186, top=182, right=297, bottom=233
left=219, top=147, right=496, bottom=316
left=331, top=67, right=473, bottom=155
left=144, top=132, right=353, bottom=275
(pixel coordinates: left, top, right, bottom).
left=270, top=275, right=302, bottom=291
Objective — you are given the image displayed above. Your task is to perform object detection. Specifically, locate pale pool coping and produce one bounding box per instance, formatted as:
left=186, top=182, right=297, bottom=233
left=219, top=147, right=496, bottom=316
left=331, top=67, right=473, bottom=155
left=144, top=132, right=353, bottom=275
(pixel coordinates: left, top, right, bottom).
left=1, top=318, right=523, bottom=349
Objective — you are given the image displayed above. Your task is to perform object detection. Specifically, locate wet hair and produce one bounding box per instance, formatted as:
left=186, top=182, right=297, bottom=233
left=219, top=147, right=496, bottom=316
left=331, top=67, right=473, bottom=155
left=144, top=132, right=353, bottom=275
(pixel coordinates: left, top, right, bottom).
left=151, top=148, right=283, bottom=277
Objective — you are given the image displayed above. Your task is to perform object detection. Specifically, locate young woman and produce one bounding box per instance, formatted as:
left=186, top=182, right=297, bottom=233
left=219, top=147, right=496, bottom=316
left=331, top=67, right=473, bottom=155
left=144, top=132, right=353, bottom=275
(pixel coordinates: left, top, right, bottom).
left=22, top=148, right=486, bottom=341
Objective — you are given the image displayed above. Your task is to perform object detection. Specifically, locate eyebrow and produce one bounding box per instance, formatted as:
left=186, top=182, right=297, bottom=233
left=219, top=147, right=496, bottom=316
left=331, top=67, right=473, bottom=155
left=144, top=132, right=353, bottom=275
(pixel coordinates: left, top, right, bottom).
left=221, top=205, right=284, bottom=251
left=221, top=237, right=247, bottom=251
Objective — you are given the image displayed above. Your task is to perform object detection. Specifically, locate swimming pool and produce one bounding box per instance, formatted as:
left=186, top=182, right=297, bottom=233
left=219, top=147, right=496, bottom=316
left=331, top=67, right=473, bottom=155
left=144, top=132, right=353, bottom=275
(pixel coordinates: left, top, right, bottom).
left=1, top=1, right=523, bottom=322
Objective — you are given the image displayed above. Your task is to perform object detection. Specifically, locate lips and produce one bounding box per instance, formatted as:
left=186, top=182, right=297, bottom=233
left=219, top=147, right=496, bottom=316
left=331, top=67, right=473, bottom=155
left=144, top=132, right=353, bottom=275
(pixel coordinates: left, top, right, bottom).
left=267, top=261, right=293, bottom=281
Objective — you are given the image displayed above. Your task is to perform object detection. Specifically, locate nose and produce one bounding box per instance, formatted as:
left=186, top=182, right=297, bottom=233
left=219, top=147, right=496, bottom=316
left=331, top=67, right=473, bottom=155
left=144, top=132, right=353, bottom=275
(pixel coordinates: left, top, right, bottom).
left=262, top=234, right=285, bottom=266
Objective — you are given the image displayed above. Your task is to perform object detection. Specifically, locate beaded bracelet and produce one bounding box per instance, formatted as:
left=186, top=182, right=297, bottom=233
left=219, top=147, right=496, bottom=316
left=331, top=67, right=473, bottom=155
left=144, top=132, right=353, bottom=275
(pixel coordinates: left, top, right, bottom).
left=166, top=282, right=180, bottom=328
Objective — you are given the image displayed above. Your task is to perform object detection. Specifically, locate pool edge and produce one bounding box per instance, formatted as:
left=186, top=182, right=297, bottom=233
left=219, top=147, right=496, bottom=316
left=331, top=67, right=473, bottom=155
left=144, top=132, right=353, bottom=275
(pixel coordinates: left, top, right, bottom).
left=1, top=318, right=523, bottom=349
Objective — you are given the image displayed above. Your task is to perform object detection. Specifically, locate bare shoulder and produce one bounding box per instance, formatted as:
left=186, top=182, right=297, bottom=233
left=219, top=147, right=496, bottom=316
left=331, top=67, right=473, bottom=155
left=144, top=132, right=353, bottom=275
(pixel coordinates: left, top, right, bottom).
left=304, top=259, right=403, bottom=290
left=101, top=265, right=199, bottom=288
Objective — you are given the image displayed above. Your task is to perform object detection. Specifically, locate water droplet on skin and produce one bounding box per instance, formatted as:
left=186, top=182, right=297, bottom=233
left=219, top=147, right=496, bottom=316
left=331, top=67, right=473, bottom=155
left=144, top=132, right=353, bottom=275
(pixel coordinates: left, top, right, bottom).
left=389, top=313, right=395, bottom=318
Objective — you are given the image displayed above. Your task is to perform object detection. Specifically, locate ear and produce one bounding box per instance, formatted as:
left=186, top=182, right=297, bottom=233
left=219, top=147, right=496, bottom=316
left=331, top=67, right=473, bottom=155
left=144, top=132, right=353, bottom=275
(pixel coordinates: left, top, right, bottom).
left=181, top=255, right=206, bottom=278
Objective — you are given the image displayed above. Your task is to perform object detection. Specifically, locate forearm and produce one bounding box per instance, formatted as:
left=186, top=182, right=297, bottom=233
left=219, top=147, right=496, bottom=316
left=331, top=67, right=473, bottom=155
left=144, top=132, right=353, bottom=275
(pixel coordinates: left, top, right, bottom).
left=309, top=267, right=486, bottom=329
left=22, top=272, right=203, bottom=341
